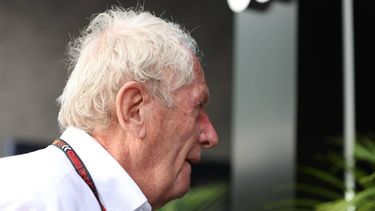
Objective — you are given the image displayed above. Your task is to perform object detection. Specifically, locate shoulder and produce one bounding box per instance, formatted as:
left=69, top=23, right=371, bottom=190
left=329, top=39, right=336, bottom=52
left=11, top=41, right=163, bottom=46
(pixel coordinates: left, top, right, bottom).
left=0, top=146, right=100, bottom=210
left=0, top=145, right=73, bottom=186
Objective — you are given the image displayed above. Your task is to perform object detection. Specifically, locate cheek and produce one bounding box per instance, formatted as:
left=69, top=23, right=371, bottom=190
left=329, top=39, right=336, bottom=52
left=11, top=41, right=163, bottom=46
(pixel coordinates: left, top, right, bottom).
left=158, top=109, right=200, bottom=163
left=172, top=111, right=197, bottom=138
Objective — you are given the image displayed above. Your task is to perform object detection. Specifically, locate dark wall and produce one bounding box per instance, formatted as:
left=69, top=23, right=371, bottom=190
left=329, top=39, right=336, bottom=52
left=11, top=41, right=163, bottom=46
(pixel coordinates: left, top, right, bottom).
left=354, top=0, right=375, bottom=136
left=297, top=0, right=343, bottom=169
left=297, top=0, right=375, bottom=201
left=297, top=0, right=375, bottom=166
left=296, top=0, right=343, bottom=201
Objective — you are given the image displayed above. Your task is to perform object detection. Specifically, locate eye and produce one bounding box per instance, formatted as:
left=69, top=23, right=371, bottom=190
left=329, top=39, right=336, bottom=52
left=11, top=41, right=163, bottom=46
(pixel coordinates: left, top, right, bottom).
left=196, top=94, right=209, bottom=110
left=197, top=102, right=206, bottom=110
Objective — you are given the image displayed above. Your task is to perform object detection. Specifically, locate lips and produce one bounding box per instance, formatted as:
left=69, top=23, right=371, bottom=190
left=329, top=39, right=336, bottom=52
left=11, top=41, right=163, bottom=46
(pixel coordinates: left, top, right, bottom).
left=186, top=156, right=201, bottom=165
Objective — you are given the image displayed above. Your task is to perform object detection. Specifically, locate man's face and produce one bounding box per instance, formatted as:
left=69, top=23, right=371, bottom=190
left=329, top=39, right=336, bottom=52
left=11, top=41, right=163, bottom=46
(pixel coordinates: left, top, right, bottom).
left=141, top=61, right=218, bottom=207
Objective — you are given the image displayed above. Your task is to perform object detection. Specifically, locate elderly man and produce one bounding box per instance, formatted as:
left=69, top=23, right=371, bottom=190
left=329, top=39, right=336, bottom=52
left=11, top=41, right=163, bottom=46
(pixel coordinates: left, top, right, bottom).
left=0, top=7, right=218, bottom=211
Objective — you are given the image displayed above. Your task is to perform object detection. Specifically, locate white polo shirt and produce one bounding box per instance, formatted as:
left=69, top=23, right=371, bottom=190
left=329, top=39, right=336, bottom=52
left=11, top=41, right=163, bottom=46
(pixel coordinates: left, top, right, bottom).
left=0, top=127, right=152, bottom=211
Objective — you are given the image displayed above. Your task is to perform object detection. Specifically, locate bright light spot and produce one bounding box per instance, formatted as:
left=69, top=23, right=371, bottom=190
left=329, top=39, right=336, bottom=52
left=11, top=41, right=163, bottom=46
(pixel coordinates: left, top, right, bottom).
left=256, top=0, right=270, bottom=3
left=227, top=0, right=251, bottom=13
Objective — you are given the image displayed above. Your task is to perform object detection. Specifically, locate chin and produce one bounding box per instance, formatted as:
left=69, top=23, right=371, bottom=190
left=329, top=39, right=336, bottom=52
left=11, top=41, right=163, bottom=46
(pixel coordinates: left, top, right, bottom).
left=179, top=161, right=192, bottom=195
left=176, top=181, right=191, bottom=198
left=152, top=181, right=191, bottom=209
left=166, top=164, right=192, bottom=201
left=164, top=185, right=190, bottom=204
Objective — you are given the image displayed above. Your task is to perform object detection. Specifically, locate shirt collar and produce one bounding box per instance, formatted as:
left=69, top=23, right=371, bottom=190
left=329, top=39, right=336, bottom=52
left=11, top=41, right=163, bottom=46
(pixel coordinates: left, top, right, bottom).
left=60, top=127, right=152, bottom=211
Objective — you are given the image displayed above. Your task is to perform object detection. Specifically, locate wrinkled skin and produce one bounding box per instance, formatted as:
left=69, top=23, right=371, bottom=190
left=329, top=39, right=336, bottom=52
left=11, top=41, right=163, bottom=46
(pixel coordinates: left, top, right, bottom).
left=93, top=60, right=218, bottom=209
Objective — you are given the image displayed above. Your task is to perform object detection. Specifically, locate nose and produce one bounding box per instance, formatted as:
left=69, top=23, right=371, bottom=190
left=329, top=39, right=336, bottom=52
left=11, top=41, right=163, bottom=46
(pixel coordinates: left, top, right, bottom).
left=199, top=112, right=219, bottom=148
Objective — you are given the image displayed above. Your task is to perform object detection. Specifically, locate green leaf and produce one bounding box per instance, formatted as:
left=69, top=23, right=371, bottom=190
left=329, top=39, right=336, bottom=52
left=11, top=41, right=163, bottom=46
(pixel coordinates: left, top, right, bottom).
left=316, top=199, right=350, bottom=211
left=264, top=198, right=324, bottom=210
left=351, top=187, right=375, bottom=207
left=355, top=143, right=375, bottom=165
left=298, top=166, right=344, bottom=190
left=294, top=183, right=342, bottom=200
left=361, top=137, right=375, bottom=153
left=158, top=182, right=228, bottom=211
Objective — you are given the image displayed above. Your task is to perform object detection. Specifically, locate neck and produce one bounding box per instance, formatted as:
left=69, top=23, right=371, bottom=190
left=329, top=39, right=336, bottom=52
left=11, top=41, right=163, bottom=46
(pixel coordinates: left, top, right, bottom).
left=90, top=125, right=128, bottom=167
left=90, top=125, right=161, bottom=208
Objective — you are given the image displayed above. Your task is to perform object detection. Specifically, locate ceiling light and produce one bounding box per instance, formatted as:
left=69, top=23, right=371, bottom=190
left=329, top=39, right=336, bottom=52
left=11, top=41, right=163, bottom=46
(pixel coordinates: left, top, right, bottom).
left=227, top=0, right=251, bottom=13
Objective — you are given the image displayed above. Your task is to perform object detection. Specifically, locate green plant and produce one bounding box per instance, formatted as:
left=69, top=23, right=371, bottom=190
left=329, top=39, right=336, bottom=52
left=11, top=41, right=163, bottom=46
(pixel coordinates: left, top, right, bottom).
left=266, top=136, right=375, bottom=211
left=158, top=182, right=229, bottom=211
left=317, top=137, right=375, bottom=211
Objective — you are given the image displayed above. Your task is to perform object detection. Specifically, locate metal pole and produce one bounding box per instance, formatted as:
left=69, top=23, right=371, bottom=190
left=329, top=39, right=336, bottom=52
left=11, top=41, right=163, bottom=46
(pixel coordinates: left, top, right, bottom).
left=342, top=0, right=355, bottom=205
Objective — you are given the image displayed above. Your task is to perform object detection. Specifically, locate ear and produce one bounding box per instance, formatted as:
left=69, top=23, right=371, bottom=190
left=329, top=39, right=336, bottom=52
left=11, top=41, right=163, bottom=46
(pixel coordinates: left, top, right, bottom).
left=116, top=82, right=149, bottom=139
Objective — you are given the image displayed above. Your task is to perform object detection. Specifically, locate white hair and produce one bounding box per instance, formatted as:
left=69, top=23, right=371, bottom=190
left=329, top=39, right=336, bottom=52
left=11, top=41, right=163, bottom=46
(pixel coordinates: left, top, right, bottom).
left=57, top=7, right=199, bottom=132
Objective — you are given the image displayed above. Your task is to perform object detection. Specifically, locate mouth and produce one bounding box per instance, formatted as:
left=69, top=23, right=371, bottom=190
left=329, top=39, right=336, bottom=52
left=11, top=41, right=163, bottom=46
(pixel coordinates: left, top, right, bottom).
left=186, top=150, right=201, bottom=166
left=186, top=157, right=201, bottom=166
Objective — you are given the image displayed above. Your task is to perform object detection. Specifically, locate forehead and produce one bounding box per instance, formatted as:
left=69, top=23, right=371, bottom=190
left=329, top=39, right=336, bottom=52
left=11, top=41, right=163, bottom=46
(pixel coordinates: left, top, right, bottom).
left=193, top=60, right=205, bottom=83
left=185, top=60, right=209, bottom=101
left=171, top=58, right=209, bottom=105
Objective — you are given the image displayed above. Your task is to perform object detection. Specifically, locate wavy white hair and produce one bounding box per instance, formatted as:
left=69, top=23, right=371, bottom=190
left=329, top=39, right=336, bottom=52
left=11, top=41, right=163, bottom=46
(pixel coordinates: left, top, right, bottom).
left=57, top=7, right=198, bottom=132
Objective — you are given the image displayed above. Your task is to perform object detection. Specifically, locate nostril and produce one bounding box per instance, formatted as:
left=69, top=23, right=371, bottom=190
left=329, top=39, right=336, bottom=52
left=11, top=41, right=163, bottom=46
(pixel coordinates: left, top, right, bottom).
left=202, top=141, right=210, bottom=147
left=199, top=129, right=218, bottom=148
left=201, top=140, right=214, bottom=149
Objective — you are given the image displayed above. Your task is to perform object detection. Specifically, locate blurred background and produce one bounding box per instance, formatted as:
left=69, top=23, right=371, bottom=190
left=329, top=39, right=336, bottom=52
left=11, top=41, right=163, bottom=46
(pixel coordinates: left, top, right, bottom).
left=1, top=0, right=374, bottom=210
